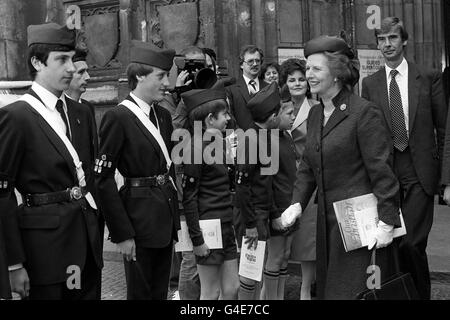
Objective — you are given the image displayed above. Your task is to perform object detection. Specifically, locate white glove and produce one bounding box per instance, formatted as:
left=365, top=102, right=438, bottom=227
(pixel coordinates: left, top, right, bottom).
left=367, top=221, right=394, bottom=250
left=280, top=203, right=302, bottom=228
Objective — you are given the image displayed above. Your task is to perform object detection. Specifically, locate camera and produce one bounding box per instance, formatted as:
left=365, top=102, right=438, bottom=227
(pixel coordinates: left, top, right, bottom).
left=173, top=56, right=218, bottom=92
left=174, top=57, right=206, bottom=83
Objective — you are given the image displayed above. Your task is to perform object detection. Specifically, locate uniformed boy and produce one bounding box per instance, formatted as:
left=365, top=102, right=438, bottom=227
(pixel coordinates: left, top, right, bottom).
left=235, top=81, right=281, bottom=300
left=95, top=40, right=179, bottom=300
left=180, top=86, right=240, bottom=300
left=0, top=23, right=103, bottom=300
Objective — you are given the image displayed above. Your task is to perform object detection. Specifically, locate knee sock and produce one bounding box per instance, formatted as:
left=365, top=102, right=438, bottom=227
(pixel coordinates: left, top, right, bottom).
left=262, top=270, right=280, bottom=300
left=277, top=268, right=288, bottom=300
left=238, top=280, right=256, bottom=300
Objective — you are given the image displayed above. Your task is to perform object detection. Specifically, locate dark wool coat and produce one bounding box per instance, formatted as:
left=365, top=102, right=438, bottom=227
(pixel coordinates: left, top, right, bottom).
left=292, top=89, right=401, bottom=299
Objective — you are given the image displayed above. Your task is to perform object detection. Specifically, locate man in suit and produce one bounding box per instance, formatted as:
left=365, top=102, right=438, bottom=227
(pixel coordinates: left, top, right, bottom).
left=361, top=17, right=447, bottom=300
left=0, top=23, right=103, bottom=300
left=226, top=45, right=267, bottom=130
left=64, top=47, right=103, bottom=299
left=95, top=40, right=180, bottom=300
left=65, top=48, right=96, bottom=122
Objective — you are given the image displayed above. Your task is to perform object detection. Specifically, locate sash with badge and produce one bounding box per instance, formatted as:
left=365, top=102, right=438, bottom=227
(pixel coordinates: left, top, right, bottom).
left=19, top=94, right=97, bottom=209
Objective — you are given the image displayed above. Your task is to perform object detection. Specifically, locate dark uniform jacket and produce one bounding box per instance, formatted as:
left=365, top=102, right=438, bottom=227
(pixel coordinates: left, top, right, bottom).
left=182, top=138, right=233, bottom=246
left=270, top=131, right=297, bottom=220
left=362, top=62, right=447, bottom=195
left=226, top=76, right=268, bottom=130
left=0, top=89, right=103, bottom=286
left=95, top=95, right=180, bottom=248
left=292, top=88, right=400, bottom=299
left=235, top=124, right=274, bottom=229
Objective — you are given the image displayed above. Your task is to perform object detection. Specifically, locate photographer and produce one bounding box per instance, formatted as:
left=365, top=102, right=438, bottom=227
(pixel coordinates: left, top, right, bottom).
left=172, top=46, right=206, bottom=301
left=172, top=47, right=216, bottom=129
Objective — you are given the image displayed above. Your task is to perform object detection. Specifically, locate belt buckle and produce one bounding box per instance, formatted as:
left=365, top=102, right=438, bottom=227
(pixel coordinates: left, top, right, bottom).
left=25, top=195, right=32, bottom=207
left=156, top=175, right=165, bottom=186
left=70, top=187, right=83, bottom=200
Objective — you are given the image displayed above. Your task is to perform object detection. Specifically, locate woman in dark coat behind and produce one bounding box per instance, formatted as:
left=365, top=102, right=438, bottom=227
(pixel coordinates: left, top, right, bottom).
left=282, top=36, right=402, bottom=300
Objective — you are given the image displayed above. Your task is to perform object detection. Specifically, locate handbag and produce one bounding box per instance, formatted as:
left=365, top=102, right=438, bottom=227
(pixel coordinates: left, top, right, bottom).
left=356, top=242, right=420, bottom=300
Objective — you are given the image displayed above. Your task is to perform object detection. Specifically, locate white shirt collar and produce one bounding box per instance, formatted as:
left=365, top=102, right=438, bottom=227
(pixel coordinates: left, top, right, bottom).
left=32, top=82, right=66, bottom=111
left=385, top=58, right=408, bottom=79
left=242, top=74, right=259, bottom=87
left=130, top=92, right=152, bottom=116
left=65, top=92, right=81, bottom=104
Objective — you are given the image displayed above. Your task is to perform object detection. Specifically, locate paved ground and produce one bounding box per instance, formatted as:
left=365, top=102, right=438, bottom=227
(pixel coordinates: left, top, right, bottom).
left=100, top=202, right=450, bottom=300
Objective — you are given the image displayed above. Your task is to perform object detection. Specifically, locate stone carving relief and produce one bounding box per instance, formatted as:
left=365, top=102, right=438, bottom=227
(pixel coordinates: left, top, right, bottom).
left=79, top=1, right=122, bottom=69
left=147, top=0, right=198, bottom=50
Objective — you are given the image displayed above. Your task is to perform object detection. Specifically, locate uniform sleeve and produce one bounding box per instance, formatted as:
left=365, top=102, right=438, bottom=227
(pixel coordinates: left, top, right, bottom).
left=361, top=77, right=371, bottom=102
left=291, top=115, right=317, bottom=210
left=235, top=162, right=257, bottom=229
left=291, top=154, right=317, bottom=211
left=95, top=110, right=135, bottom=243
left=172, top=99, right=189, bottom=130
left=357, top=104, right=401, bottom=227
left=0, top=108, right=27, bottom=266
left=429, top=71, right=448, bottom=185
left=235, top=134, right=258, bottom=229
left=182, top=163, right=204, bottom=246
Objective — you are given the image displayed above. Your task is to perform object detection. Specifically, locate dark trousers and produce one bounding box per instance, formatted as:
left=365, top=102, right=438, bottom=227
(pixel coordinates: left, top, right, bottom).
left=28, top=245, right=101, bottom=300
left=394, top=148, right=434, bottom=300
left=124, top=242, right=173, bottom=300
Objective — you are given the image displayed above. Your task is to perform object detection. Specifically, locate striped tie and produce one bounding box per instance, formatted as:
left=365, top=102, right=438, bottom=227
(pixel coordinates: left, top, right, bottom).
left=249, top=79, right=257, bottom=95
left=389, top=69, right=408, bottom=151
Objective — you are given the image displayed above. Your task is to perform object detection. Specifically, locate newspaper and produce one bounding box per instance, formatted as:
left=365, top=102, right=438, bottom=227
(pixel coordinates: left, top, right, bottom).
left=333, top=193, right=406, bottom=252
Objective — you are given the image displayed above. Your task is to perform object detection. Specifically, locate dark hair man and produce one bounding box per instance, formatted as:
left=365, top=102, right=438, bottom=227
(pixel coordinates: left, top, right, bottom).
left=226, top=45, right=266, bottom=130
left=362, top=17, right=447, bottom=300
left=0, top=23, right=103, bottom=300
left=95, top=40, right=179, bottom=300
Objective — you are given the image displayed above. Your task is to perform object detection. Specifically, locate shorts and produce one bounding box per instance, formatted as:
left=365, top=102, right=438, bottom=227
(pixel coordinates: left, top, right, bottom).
left=196, top=221, right=238, bottom=265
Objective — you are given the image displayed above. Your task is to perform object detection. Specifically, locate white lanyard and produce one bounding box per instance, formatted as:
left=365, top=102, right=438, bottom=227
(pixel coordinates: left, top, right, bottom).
left=19, top=94, right=97, bottom=209
left=120, top=99, right=172, bottom=171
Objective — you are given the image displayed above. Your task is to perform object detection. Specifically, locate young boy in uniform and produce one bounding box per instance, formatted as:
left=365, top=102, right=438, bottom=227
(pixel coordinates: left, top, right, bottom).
left=181, top=85, right=239, bottom=300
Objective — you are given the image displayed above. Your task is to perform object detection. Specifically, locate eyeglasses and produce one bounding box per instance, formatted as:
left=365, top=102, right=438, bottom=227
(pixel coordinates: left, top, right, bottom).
left=244, top=59, right=261, bottom=65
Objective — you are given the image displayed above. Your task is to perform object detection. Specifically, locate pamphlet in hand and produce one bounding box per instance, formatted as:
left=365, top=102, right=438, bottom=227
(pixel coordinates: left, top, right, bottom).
left=175, top=218, right=223, bottom=252
left=238, top=238, right=266, bottom=282
left=333, top=193, right=406, bottom=252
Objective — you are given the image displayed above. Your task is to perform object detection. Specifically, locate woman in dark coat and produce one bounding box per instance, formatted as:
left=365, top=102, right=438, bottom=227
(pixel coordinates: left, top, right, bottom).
left=282, top=36, right=401, bottom=300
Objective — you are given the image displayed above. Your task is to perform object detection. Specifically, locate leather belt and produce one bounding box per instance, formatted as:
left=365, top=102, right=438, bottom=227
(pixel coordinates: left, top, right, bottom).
left=24, top=186, right=87, bottom=207
left=125, top=173, right=170, bottom=188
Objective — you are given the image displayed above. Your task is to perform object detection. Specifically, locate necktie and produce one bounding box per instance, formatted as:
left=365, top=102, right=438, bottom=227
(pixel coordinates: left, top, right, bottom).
left=249, top=79, right=257, bottom=95
left=55, top=99, right=72, bottom=141
left=389, top=70, right=408, bottom=151
left=149, top=105, right=159, bottom=130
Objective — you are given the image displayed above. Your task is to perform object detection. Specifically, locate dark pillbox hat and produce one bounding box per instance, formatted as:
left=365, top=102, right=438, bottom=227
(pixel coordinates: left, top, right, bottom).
left=247, top=81, right=280, bottom=122
left=304, top=35, right=355, bottom=59
left=27, top=23, right=76, bottom=48
left=130, top=40, right=175, bottom=71
left=182, top=86, right=227, bottom=114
